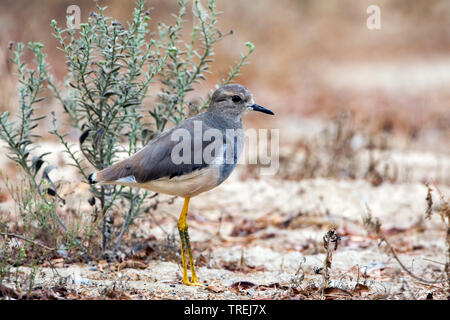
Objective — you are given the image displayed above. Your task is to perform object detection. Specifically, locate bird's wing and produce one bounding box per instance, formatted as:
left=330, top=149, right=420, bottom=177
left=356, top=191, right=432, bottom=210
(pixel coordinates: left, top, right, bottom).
left=93, top=115, right=222, bottom=184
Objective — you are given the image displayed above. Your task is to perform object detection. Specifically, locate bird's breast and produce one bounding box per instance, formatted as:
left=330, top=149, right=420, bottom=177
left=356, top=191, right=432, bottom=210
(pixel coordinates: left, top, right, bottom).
left=216, top=127, right=245, bottom=185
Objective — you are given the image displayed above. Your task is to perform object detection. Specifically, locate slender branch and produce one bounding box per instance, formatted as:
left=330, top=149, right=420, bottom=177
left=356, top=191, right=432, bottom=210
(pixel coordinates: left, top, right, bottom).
left=381, top=237, right=448, bottom=284
left=363, top=206, right=449, bottom=285
left=0, top=232, right=56, bottom=251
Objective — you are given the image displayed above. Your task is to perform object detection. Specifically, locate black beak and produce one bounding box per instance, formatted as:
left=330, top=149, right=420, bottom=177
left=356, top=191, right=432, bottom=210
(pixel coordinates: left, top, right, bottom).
left=250, top=104, right=274, bottom=115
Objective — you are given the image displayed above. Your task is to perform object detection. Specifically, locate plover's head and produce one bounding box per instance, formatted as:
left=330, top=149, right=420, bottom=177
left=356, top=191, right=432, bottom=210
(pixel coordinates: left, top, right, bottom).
left=208, top=84, right=274, bottom=117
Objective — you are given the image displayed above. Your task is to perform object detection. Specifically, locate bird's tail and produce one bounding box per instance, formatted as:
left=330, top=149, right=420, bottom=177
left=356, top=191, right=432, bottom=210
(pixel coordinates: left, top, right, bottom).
left=88, top=159, right=135, bottom=185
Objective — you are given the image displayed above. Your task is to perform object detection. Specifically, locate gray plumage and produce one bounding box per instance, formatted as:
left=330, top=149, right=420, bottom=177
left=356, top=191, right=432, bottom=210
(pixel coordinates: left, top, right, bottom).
left=88, top=84, right=273, bottom=197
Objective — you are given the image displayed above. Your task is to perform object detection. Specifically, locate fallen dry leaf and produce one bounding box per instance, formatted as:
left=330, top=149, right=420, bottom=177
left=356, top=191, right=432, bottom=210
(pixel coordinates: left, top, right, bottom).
left=324, top=287, right=353, bottom=299
left=353, top=283, right=370, bottom=295
left=0, top=284, right=22, bottom=299
left=230, top=281, right=257, bottom=290
left=97, top=260, right=109, bottom=272
left=384, top=227, right=408, bottom=236
left=0, top=191, right=9, bottom=203
left=51, top=258, right=65, bottom=268
left=104, top=289, right=133, bottom=300
left=117, top=260, right=148, bottom=270
left=230, top=219, right=266, bottom=237
left=205, top=285, right=224, bottom=293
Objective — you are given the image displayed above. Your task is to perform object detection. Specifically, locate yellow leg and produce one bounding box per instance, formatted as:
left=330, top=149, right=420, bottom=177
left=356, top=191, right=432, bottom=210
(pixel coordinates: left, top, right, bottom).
left=177, top=197, right=204, bottom=287
left=178, top=202, right=189, bottom=285
left=185, top=228, right=200, bottom=284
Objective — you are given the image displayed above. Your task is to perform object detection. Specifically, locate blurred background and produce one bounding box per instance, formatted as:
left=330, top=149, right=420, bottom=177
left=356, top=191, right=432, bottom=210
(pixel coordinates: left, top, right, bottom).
left=0, top=1, right=450, bottom=299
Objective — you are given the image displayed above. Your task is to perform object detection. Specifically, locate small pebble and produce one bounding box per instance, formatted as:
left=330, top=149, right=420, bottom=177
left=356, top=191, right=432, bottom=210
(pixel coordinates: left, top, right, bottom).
left=72, top=277, right=92, bottom=286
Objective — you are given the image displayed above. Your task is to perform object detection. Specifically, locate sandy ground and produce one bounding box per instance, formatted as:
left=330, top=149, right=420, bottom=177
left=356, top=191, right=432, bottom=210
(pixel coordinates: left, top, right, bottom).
left=12, top=178, right=448, bottom=300
left=1, top=116, right=449, bottom=300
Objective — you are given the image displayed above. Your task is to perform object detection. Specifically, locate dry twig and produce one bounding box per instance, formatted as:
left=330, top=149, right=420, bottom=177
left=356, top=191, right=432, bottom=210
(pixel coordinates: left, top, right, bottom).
left=363, top=202, right=449, bottom=285
left=321, top=227, right=340, bottom=296
left=0, top=232, right=55, bottom=251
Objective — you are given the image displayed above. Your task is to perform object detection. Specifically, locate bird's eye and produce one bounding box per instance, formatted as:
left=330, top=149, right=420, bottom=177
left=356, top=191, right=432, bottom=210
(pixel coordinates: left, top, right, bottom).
left=231, top=95, right=242, bottom=103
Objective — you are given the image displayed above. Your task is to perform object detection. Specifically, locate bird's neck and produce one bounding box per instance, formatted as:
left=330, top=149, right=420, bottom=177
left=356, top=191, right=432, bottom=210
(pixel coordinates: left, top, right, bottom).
left=206, top=109, right=243, bottom=128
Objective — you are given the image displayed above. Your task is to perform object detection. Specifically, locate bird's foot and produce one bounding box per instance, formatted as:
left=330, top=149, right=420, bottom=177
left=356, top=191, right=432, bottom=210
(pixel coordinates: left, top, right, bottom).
left=182, top=278, right=205, bottom=287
